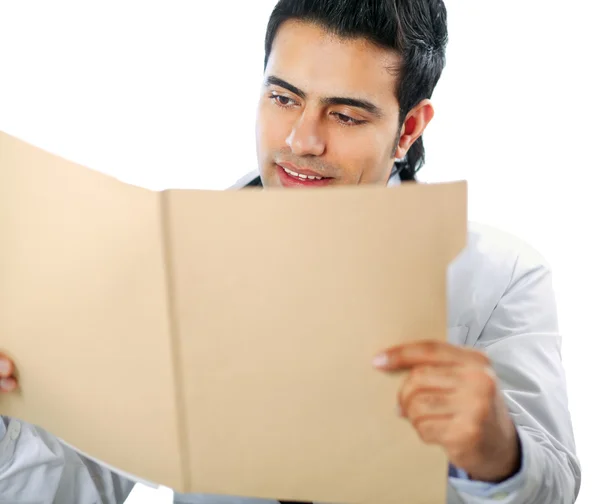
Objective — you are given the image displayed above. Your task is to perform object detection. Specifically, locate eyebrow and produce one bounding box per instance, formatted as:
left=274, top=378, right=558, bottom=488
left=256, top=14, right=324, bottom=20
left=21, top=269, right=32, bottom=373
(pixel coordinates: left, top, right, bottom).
left=265, top=75, right=384, bottom=118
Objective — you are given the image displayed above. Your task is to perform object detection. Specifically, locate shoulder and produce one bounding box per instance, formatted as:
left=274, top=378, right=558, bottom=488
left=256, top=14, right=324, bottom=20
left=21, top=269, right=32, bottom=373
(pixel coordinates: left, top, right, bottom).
left=463, top=221, right=550, bottom=281
left=448, top=221, right=553, bottom=335
left=228, top=170, right=261, bottom=189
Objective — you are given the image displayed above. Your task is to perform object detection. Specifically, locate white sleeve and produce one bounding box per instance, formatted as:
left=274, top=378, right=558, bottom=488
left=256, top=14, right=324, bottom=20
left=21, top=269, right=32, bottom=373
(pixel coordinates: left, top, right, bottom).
left=452, top=249, right=581, bottom=503
left=0, top=416, right=135, bottom=504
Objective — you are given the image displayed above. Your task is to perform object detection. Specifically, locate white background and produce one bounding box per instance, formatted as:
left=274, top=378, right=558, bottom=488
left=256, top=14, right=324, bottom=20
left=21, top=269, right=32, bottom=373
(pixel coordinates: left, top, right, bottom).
left=0, top=1, right=598, bottom=502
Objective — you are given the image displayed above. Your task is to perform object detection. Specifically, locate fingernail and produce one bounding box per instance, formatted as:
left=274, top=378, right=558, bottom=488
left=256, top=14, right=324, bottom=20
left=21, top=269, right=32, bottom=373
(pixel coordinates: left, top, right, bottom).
left=372, top=354, right=389, bottom=368
left=0, top=359, right=10, bottom=375
left=0, top=378, right=16, bottom=392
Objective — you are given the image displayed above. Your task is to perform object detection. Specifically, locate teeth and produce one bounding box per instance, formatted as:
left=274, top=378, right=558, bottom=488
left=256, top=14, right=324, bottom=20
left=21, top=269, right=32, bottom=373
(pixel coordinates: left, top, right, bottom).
left=283, top=166, right=323, bottom=181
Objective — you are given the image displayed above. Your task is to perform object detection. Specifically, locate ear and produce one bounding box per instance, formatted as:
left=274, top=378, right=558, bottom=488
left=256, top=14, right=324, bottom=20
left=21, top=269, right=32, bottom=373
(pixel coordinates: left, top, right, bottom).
left=394, top=99, right=435, bottom=159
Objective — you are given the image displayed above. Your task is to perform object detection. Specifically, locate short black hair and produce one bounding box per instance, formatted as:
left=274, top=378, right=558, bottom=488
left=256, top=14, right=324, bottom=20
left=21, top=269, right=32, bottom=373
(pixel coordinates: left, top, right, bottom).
left=263, top=0, right=448, bottom=181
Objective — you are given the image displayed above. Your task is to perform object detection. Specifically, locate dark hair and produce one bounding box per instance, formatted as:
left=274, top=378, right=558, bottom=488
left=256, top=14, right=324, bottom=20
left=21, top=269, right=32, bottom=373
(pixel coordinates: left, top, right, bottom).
left=264, top=0, right=448, bottom=181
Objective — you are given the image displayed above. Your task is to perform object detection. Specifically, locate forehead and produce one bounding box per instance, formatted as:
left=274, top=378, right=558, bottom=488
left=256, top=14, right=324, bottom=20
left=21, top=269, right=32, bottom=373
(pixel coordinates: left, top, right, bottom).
left=266, top=21, right=401, bottom=104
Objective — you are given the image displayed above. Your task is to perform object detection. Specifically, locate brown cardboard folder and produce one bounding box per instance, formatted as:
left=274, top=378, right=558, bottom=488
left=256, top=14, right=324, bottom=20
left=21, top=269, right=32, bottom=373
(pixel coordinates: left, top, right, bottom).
left=0, top=131, right=467, bottom=504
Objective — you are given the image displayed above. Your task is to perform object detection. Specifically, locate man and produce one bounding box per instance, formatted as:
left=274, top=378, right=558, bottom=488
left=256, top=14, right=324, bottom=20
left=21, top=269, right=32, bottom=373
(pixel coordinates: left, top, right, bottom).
left=0, top=0, right=581, bottom=503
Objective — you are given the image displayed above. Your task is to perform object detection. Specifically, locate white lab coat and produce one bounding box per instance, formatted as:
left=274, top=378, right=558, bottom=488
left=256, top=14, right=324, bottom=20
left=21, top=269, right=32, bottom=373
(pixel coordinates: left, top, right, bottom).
left=0, top=177, right=581, bottom=504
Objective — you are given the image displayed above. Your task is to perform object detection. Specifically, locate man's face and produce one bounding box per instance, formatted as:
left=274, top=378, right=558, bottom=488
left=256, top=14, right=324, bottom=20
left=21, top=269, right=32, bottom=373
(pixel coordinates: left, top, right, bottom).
left=255, top=21, right=408, bottom=188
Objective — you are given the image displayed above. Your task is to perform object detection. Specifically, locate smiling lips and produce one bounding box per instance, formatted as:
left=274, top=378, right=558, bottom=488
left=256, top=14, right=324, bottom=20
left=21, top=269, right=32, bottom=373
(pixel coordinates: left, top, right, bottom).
left=276, top=162, right=335, bottom=187
left=277, top=161, right=331, bottom=179
left=281, top=165, right=325, bottom=180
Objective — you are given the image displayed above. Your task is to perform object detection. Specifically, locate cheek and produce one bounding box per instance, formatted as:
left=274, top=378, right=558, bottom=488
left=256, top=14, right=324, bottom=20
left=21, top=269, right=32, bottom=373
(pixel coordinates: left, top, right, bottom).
left=256, top=102, right=293, bottom=184
left=256, top=102, right=290, bottom=153
left=332, top=133, right=392, bottom=184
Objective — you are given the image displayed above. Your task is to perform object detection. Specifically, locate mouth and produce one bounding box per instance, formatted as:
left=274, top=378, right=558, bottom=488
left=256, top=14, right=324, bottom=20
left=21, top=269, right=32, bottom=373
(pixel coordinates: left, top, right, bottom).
left=276, top=162, right=334, bottom=188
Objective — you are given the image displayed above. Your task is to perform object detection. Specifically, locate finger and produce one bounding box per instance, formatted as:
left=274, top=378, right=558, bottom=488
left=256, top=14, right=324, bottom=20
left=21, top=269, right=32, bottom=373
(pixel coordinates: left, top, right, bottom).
left=412, top=416, right=452, bottom=445
left=399, top=365, right=460, bottom=411
left=0, top=355, right=14, bottom=378
left=0, top=377, right=17, bottom=393
left=373, top=341, right=489, bottom=371
left=401, top=390, right=456, bottom=423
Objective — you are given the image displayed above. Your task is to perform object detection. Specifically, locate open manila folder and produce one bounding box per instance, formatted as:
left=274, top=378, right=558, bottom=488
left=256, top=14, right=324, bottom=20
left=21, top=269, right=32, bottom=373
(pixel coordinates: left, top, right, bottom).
left=0, top=131, right=467, bottom=504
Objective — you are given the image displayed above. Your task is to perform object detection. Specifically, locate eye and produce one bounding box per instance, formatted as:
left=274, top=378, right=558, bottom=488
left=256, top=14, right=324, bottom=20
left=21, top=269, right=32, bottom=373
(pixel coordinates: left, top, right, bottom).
left=332, top=112, right=366, bottom=127
left=270, top=94, right=298, bottom=108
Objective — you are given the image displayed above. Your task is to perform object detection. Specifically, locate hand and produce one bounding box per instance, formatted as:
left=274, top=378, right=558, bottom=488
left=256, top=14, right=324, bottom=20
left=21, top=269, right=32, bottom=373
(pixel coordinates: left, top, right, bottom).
left=0, top=353, right=18, bottom=393
left=373, top=341, right=521, bottom=483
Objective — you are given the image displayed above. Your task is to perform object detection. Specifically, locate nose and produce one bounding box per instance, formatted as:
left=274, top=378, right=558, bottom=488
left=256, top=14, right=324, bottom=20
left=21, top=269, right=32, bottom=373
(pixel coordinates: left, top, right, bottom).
left=285, top=110, right=326, bottom=157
